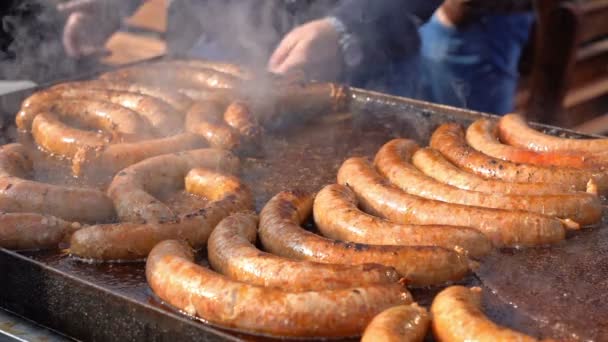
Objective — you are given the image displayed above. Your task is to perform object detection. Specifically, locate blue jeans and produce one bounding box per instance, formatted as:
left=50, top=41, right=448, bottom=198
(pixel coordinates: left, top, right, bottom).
left=417, top=12, right=534, bottom=115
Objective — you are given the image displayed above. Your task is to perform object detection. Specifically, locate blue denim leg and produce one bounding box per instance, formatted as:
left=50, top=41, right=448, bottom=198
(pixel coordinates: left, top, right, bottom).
left=418, top=12, right=533, bottom=115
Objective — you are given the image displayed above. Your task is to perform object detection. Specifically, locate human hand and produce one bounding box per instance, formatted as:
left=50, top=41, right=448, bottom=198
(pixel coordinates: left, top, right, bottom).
left=267, top=18, right=342, bottom=82
left=58, top=0, right=126, bottom=58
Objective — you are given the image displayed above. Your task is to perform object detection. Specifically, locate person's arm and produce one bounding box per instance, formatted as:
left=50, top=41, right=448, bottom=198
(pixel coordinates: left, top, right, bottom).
left=440, top=0, right=532, bottom=27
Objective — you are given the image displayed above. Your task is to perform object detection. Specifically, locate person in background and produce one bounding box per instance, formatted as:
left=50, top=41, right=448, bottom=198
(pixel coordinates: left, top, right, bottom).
left=418, top=0, right=534, bottom=114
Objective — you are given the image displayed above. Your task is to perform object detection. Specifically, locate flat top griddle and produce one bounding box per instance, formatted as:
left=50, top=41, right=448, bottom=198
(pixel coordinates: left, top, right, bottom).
left=0, top=86, right=606, bottom=341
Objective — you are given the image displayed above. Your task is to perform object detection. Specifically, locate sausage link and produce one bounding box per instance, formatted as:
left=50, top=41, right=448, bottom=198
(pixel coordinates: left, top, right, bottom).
left=314, top=184, right=492, bottom=259
left=52, top=80, right=194, bottom=113
left=431, top=123, right=608, bottom=194
left=431, top=286, right=540, bottom=341
left=208, top=211, right=401, bottom=291
left=467, top=118, right=607, bottom=169
left=259, top=190, right=471, bottom=287
left=99, top=64, right=239, bottom=90
left=337, top=157, right=567, bottom=247
left=40, top=86, right=183, bottom=136
left=146, top=240, right=411, bottom=338
left=361, top=303, right=430, bottom=342
left=17, top=97, right=151, bottom=137
left=223, top=101, right=263, bottom=144
left=0, top=143, right=115, bottom=223
left=72, top=133, right=205, bottom=177
left=499, top=113, right=608, bottom=153
left=0, top=212, right=80, bottom=250
left=155, top=59, right=254, bottom=79
left=375, top=139, right=602, bottom=226
left=70, top=168, right=252, bottom=261
left=412, top=148, right=574, bottom=195
left=107, top=149, right=239, bottom=223
left=185, top=101, right=240, bottom=150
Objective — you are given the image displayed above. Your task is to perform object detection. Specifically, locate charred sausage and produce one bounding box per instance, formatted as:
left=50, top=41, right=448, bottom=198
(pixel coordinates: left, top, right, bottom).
left=107, top=148, right=239, bottom=223
left=70, top=168, right=252, bottom=261
left=207, top=211, right=401, bottom=291
left=498, top=113, right=608, bottom=153
left=258, top=190, right=472, bottom=287
left=146, top=239, right=412, bottom=338
left=375, top=139, right=601, bottom=225
left=411, top=148, right=574, bottom=195
left=361, top=303, right=430, bottom=342
left=72, top=133, right=204, bottom=177
left=467, top=118, right=607, bottom=169
left=0, top=143, right=114, bottom=223
left=430, top=123, right=608, bottom=194
left=0, top=212, right=80, bottom=250
left=337, top=157, right=568, bottom=247
left=431, top=286, right=540, bottom=342
left=313, top=184, right=492, bottom=259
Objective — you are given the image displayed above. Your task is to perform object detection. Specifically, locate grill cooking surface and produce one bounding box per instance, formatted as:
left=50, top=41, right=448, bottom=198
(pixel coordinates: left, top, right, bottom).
left=1, top=88, right=606, bottom=341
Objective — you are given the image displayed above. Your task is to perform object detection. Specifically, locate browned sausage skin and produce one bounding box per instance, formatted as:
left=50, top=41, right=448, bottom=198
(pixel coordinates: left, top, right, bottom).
left=32, top=87, right=183, bottom=136
left=467, top=118, right=607, bottom=169
left=99, top=64, right=240, bottom=90
left=259, top=190, right=471, bottom=286
left=185, top=101, right=240, bottom=150
left=431, top=123, right=608, bottom=194
left=313, top=184, right=492, bottom=259
left=207, top=211, right=402, bottom=291
left=72, top=133, right=205, bottom=177
left=0, top=143, right=115, bottom=223
left=499, top=113, right=608, bottom=153
left=155, top=59, right=254, bottom=80
left=146, top=239, right=412, bottom=338
left=107, top=148, right=239, bottom=223
left=0, top=213, right=80, bottom=250
left=431, top=286, right=540, bottom=341
left=375, top=139, right=601, bottom=226
left=337, top=157, right=568, bottom=247
left=361, top=303, right=430, bottom=342
left=222, top=101, right=262, bottom=144
left=70, top=167, right=252, bottom=261
left=412, top=148, right=574, bottom=195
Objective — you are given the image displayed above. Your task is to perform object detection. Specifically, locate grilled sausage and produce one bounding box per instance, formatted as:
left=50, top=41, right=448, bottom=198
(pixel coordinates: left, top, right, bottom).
left=71, top=133, right=204, bottom=177
left=32, top=112, right=109, bottom=159
left=338, top=157, right=568, bottom=247
left=185, top=101, right=240, bottom=150
left=431, top=286, right=540, bottom=342
left=146, top=239, right=412, bottom=338
left=258, top=190, right=471, bottom=286
left=431, top=123, right=608, bottom=194
left=70, top=168, right=252, bottom=261
left=207, top=211, right=401, bottom=291
left=361, top=303, right=430, bottom=342
left=107, top=149, right=239, bottom=223
left=313, top=184, right=492, bottom=259
left=375, top=139, right=601, bottom=225
left=34, top=87, right=183, bottom=136
left=155, top=59, right=254, bottom=80
left=0, top=212, right=80, bottom=250
left=499, top=113, right=608, bottom=153
left=17, top=97, right=151, bottom=136
left=223, top=101, right=262, bottom=144
left=99, top=64, right=240, bottom=90
left=467, top=118, right=607, bottom=169
left=412, top=148, right=574, bottom=195
left=51, top=80, right=194, bottom=113
left=0, top=143, right=114, bottom=223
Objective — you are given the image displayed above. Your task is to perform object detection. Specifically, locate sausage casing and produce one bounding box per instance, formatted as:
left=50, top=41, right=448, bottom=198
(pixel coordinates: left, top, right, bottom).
left=259, top=190, right=472, bottom=286
left=361, top=303, right=430, bottom=342
left=146, top=239, right=412, bottom=338
left=313, top=184, right=492, bottom=259
left=0, top=212, right=80, bottom=250
left=208, top=211, right=401, bottom=291
left=337, top=157, right=567, bottom=247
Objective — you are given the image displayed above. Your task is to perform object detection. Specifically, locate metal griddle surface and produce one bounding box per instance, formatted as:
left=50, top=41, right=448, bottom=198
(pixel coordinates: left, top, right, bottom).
left=0, top=88, right=606, bottom=341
